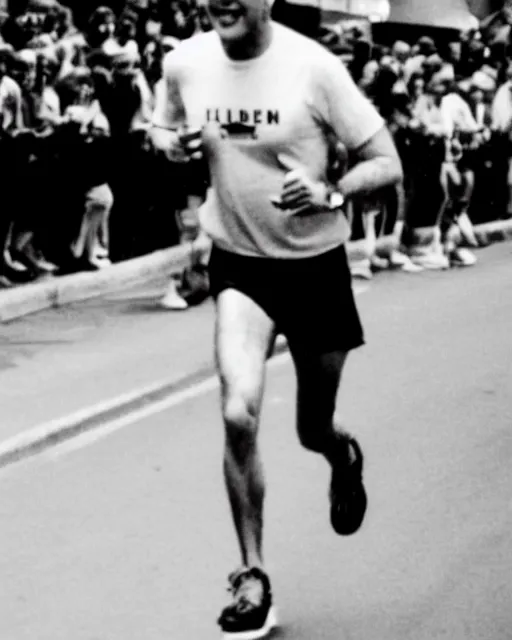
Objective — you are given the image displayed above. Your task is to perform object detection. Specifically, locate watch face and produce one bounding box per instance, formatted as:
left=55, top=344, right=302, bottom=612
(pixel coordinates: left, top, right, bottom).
left=330, top=192, right=345, bottom=209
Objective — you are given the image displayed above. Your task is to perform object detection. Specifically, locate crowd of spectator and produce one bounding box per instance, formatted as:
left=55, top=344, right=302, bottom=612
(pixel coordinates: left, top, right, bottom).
left=0, top=0, right=210, bottom=288
left=345, top=25, right=512, bottom=275
left=0, top=0, right=512, bottom=290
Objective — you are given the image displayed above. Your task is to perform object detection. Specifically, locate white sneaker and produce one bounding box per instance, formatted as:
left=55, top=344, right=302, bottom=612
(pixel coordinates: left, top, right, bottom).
left=389, top=250, right=424, bottom=273
left=388, top=250, right=409, bottom=267
left=449, top=248, right=477, bottom=267
left=161, top=285, right=189, bottom=310
left=3, top=249, right=29, bottom=273
left=89, top=256, right=112, bottom=269
left=411, top=251, right=450, bottom=270
left=350, top=260, right=373, bottom=280
left=400, top=257, right=425, bottom=273
left=94, top=243, right=109, bottom=259
left=371, top=255, right=389, bottom=271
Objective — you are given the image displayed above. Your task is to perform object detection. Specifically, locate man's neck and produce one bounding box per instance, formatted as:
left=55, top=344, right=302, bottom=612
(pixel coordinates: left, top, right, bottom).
left=222, top=21, right=273, bottom=61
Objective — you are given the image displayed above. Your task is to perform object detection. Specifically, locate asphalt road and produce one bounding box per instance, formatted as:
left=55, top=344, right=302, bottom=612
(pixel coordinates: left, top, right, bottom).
left=1, top=243, right=512, bottom=640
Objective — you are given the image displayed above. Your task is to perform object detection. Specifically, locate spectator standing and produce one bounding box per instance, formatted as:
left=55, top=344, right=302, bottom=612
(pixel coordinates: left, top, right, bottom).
left=104, top=48, right=153, bottom=261
left=407, top=72, right=425, bottom=107
left=392, top=39, right=411, bottom=69
left=0, top=43, right=27, bottom=286
left=408, top=71, right=454, bottom=269
left=404, top=35, right=437, bottom=83
left=8, top=48, right=58, bottom=276
left=86, top=6, right=119, bottom=56
left=411, top=68, right=479, bottom=267
left=60, top=68, right=113, bottom=270
left=492, top=59, right=512, bottom=217
left=115, top=10, right=140, bottom=57
left=465, top=70, right=500, bottom=225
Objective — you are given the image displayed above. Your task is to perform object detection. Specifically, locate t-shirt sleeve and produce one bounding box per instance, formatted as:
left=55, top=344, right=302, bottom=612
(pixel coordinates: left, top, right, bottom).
left=312, top=53, right=385, bottom=151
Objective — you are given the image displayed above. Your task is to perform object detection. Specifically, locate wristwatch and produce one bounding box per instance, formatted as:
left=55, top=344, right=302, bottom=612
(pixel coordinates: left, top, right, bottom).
left=327, top=188, right=345, bottom=211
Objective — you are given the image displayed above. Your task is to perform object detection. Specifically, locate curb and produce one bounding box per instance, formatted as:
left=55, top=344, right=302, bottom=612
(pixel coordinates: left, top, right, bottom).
left=473, top=218, right=512, bottom=245
left=0, top=337, right=289, bottom=470
left=1, top=220, right=511, bottom=324
left=0, top=243, right=191, bottom=323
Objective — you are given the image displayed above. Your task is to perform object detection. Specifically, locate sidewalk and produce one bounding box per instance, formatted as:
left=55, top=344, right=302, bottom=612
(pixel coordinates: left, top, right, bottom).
left=0, top=243, right=191, bottom=323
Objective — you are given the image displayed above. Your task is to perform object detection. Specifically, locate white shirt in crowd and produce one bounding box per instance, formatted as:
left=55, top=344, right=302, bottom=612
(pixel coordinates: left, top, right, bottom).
left=0, top=75, right=23, bottom=133
left=131, top=70, right=154, bottom=132
left=492, top=81, right=512, bottom=133
left=414, top=92, right=478, bottom=139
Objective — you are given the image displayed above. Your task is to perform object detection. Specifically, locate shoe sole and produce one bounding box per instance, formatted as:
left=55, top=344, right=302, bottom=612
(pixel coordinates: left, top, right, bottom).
left=221, top=607, right=278, bottom=640
left=160, top=302, right=189, bottom=310
left=450, top=261, right=477, bottom=268
left=413, top=263, right=449, bottom=270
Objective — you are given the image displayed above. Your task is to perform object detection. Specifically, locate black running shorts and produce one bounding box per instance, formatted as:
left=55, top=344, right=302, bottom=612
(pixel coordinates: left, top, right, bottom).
left=208, top=243, right=365, bottom=355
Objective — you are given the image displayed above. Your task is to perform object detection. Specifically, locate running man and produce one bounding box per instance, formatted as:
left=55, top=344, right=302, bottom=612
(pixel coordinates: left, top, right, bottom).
left=151, top=0, right=403, bottom=637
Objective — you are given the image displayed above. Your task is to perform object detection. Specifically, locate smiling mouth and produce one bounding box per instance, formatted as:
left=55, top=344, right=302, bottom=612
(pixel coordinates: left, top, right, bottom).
left=209, top=5, right=243, bottom=25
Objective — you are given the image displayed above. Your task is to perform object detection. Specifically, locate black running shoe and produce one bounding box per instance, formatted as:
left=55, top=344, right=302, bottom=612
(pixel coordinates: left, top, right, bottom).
left=329, top=432, right=367, bottom=535
left=218, top=567, right=277, bottom=640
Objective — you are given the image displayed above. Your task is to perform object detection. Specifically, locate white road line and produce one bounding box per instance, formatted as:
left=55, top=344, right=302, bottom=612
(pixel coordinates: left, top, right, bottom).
left=26, top=285, right=369, bottom=462
left=47, top=351, right=291, bottom=459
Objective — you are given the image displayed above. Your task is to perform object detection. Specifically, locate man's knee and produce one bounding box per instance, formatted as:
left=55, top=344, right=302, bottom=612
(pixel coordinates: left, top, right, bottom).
left=223, top=393, right=259, bottom=455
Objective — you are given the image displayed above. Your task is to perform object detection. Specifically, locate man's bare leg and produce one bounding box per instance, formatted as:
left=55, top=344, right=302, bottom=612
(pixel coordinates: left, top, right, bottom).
left=215, top=288, right=276, bottom=568
left=290, top=347, right=367, bottom=536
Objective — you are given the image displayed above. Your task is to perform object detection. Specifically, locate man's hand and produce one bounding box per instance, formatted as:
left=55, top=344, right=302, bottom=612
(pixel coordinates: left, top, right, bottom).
left=276, top=154, right=329, bottom=214
left=190, top=229, right=212, bottom=264
left=149, top=126, right=188, bottom=162
left=177, top=126, right=204, bottom=161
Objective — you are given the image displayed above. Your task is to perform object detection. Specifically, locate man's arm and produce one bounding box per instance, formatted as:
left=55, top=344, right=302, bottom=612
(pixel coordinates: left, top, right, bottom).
left=317, top=55, right=402, bottom=199
left=279, top=126, right=402, bottom=213
left=279, top=57, right=402, bottom=213
left=337, top=126, right=403, bottom=199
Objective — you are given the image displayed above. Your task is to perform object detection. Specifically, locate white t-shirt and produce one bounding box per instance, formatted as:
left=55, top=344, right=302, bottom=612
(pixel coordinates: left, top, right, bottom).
left=0, top=76, right=23, bottom=133
left=442, top=93, right=478, bottom=134
left=492, top=82, right=512, bottom=133
left=154, top=23, right=384, bottom=259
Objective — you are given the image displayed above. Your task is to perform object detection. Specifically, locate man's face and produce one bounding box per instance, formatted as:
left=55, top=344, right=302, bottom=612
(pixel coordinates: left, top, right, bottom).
left=97, top=18, right=115, bottom=40
left=77, top=81, right=94, bottom=104
left=205, top=0, right=268, bottom=42
left=120, top=19, right=136, bottom=40
left=448, top=42, right=461, bottom=63
left=15, top=60, right=37, bottom=91
left=412, top=78, right=424, bottom=97
left=114, top=58, right=139, bottom=80
left=393, top=45, right=410, bottom=64
left=429, top=82, right=447, bottom=103
left=17, top=12, right=43, bottom=36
